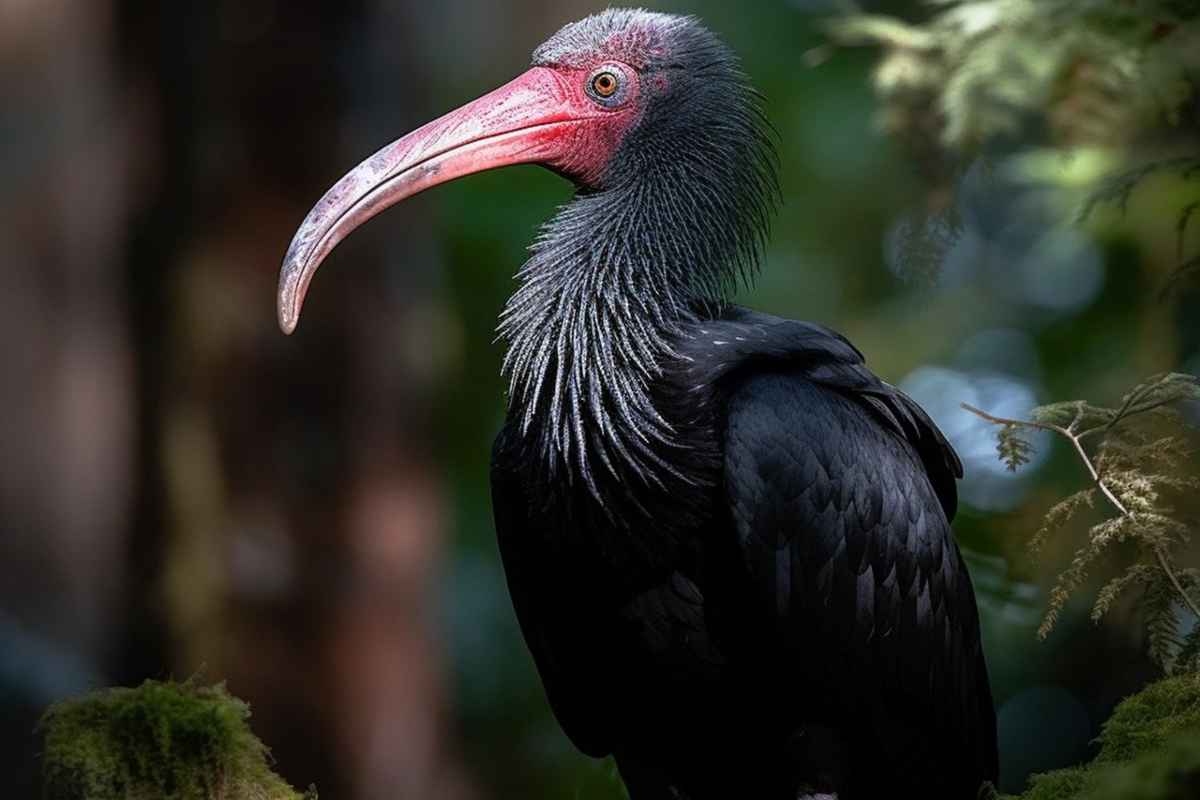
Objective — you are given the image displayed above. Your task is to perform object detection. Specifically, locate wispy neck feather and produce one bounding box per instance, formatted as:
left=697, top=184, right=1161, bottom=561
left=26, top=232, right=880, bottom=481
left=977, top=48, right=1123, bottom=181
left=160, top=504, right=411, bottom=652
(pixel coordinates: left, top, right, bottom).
left=497, top=78, right=776, bottom=510
left=498, top=191, right=690, bottom=504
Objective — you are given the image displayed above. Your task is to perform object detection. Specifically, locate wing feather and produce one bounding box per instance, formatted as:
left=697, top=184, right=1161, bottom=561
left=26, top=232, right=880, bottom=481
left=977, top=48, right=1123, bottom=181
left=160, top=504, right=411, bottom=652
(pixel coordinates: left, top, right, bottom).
left=723, top=370, right=997, bottom=794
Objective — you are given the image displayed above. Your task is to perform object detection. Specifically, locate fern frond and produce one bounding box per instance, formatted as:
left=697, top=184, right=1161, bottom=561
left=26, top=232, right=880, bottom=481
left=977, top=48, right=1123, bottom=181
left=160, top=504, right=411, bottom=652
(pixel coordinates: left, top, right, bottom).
left=1093, top=563, right=1158, bottom=622
left=1032, top=400, right=1113, bottom=430
left=1041, top=531, right=1124, bottom=639
left=1030, top=489, right=1096, bottom=554
left=1108, top=373, right=1200, bottom=428
left=998, top=424, right=1035, bottom=471
left=1102, top=468, right=1160, bottom=514
left=1143, top=577, right=1181, bottom=671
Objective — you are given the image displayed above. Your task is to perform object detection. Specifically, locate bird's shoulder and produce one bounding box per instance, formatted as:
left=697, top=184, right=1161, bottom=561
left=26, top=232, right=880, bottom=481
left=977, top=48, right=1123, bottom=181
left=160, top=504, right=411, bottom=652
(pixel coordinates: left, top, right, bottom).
left=666, top=306, right=962, bottom=518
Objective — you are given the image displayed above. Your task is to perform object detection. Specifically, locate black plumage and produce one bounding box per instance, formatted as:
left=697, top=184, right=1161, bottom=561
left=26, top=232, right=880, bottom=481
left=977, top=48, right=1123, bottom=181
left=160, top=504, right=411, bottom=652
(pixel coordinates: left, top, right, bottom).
left=493, top=310, right=996, bottom=799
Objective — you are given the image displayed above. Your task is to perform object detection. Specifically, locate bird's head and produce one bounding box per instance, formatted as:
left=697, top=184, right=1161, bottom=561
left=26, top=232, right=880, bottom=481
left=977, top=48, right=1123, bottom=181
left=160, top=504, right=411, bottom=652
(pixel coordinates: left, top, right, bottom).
left=278, top=9, right=775, bottom=333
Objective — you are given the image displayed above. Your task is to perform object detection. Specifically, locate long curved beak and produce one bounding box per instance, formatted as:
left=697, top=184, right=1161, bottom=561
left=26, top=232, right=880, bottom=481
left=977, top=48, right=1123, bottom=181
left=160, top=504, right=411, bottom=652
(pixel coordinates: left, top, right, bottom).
left=277, top=66, right=580, bottom=334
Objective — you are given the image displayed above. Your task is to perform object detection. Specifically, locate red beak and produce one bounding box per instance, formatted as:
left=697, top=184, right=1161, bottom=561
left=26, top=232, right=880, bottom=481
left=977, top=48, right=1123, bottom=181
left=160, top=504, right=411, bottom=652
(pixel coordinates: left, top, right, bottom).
left=277, top=66, right=583, bottom=334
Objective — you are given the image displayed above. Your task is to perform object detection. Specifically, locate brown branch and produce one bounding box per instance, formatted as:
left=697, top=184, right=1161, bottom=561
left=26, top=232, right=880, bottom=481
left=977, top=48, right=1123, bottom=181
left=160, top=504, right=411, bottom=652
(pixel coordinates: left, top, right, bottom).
left=959, top=402, right=1067, bottom=436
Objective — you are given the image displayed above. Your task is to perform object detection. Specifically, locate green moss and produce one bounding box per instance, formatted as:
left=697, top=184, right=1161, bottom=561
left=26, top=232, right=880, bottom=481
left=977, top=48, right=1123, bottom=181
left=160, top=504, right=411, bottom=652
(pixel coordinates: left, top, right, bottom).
left=1017, top=766, right=1090, bottom=800
left=1007, top=675, right=1200, bottom=800
left=1094, top=674, right=1200, bottom=764
left=1008, top=738, right=1200, bottom=800
left=40, top=679, right=315, bottom=800
left=1090, top=735, right=1200, bottom=800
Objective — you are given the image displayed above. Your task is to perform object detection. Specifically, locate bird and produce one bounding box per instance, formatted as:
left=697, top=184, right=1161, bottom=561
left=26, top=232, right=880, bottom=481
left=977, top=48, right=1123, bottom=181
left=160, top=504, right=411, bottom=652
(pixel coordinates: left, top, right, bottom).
left=277, top=9, right=999, bottom=800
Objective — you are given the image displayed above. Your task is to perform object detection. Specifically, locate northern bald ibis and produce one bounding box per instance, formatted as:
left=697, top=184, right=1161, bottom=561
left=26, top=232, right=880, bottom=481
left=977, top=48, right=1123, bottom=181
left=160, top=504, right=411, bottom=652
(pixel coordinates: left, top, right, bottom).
left=278, top=9, right=998, bottom=799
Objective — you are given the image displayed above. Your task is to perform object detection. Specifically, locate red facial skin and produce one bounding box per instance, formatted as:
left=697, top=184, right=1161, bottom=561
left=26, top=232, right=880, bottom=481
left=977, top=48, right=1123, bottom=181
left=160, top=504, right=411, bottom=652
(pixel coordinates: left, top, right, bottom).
left=542, top=64, right=642, bottom=185
left=277, top=62, right=641, bottom=334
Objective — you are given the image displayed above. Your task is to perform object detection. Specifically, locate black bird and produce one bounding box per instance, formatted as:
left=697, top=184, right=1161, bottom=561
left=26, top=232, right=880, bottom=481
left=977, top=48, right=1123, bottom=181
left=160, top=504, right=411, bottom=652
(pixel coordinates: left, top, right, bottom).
left=278, top=10, right=998, bottom=799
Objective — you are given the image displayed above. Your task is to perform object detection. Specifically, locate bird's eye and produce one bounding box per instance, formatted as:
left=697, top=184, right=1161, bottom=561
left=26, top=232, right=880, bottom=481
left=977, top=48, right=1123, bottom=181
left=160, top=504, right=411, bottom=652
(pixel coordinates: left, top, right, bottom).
left=591, top=71, right=619, bottom=98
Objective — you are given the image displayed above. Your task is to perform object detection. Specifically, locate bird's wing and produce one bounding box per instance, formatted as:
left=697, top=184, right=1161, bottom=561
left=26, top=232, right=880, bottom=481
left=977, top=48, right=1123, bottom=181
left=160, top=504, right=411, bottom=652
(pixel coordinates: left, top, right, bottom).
left=704, top=312, right=996, bottom=791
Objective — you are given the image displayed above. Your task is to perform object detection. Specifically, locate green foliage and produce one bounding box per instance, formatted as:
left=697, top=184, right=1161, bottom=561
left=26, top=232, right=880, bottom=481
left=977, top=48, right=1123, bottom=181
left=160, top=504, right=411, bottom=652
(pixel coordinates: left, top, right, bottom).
left=831, top=0, right=1200, bottom=290
left=1074, top=155, right=1200, bottom=299
left=1006, top=675, right=1200, bottom=799
left=1016, top=767, right=1089, bottom=800
left=1096, top=673, right=1200, bottom=762
left=1088, top=734, right=1200, bottom=800
left=1028, top=490, right=1095, bottom=556
left=830, top=0, right=1199, bottom=153
left=966, top=373, right=1200, bottom=672
left=998, top=424, right=1036, bottom=471
left=1018, top=737, right=1200, bottom=800
left=40, top=679, right=315, bottom=800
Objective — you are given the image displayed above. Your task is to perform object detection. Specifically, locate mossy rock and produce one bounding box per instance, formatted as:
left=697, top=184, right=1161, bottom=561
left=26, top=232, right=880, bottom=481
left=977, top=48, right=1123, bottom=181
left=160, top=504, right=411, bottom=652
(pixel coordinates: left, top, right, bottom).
left=1017, top=767, right=1089, bottom=800
left=1009, top=674, right=1200, bottom=800
left=40, top=679, right=315, bottom=800
left=1094, top=673, right=1200, bottom=764
left=1090, top=734, right=1200, bottom=800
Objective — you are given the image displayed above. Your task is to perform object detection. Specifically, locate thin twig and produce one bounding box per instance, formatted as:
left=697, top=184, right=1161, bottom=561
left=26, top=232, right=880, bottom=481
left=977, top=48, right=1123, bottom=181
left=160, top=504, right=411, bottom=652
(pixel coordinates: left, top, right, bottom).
left=1156, top=547, right=1200, bottom=622
left=959, top=403, right=1066, bottom=436
left=962, top=401, right=1200, bottom=621
left=1105, top=375, right=1166, bottom=434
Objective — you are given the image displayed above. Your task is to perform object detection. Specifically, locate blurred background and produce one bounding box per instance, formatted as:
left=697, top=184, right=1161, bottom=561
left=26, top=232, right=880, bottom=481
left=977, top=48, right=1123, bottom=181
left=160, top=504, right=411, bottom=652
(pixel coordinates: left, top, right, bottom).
left=2, top=0, right=1197, bottom=797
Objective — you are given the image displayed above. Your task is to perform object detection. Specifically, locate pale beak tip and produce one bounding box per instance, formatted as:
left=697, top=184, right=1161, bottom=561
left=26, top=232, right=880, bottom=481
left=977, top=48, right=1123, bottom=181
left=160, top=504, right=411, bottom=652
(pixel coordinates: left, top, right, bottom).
left=278, top=310, right=298, bottom=336
left=277, top=260, right=304, bottom=335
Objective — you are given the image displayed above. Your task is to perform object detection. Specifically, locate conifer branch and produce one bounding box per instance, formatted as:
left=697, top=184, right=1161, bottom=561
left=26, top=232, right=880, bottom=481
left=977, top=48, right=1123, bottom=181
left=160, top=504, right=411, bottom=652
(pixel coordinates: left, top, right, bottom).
left=962, top=374, right=1200, bottom=667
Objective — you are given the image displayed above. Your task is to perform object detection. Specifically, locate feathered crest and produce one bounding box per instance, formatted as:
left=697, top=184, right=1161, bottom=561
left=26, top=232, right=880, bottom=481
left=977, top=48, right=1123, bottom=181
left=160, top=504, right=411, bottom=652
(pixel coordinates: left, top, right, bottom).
left=532, top=8, right=691, bottom=70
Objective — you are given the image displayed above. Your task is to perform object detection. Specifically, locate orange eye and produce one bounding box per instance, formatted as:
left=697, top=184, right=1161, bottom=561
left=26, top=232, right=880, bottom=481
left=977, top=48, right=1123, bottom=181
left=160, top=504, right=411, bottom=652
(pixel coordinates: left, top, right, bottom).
left=591, top=71, right=619, bottom=98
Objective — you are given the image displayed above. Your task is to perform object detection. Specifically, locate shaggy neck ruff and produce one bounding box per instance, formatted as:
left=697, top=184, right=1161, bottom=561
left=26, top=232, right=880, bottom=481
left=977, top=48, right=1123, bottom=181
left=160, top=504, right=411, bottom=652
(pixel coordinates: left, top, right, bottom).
left=498, top=12, right=776, bottom=506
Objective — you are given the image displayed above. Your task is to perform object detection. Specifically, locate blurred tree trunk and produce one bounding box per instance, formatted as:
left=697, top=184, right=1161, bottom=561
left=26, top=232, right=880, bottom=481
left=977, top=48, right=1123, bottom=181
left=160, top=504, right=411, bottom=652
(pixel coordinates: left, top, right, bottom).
left=0, top=0, right=135, bottom=665
left=110, top=1, right=475, bottom=797
left=0, top=1, right=135, bottom=794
